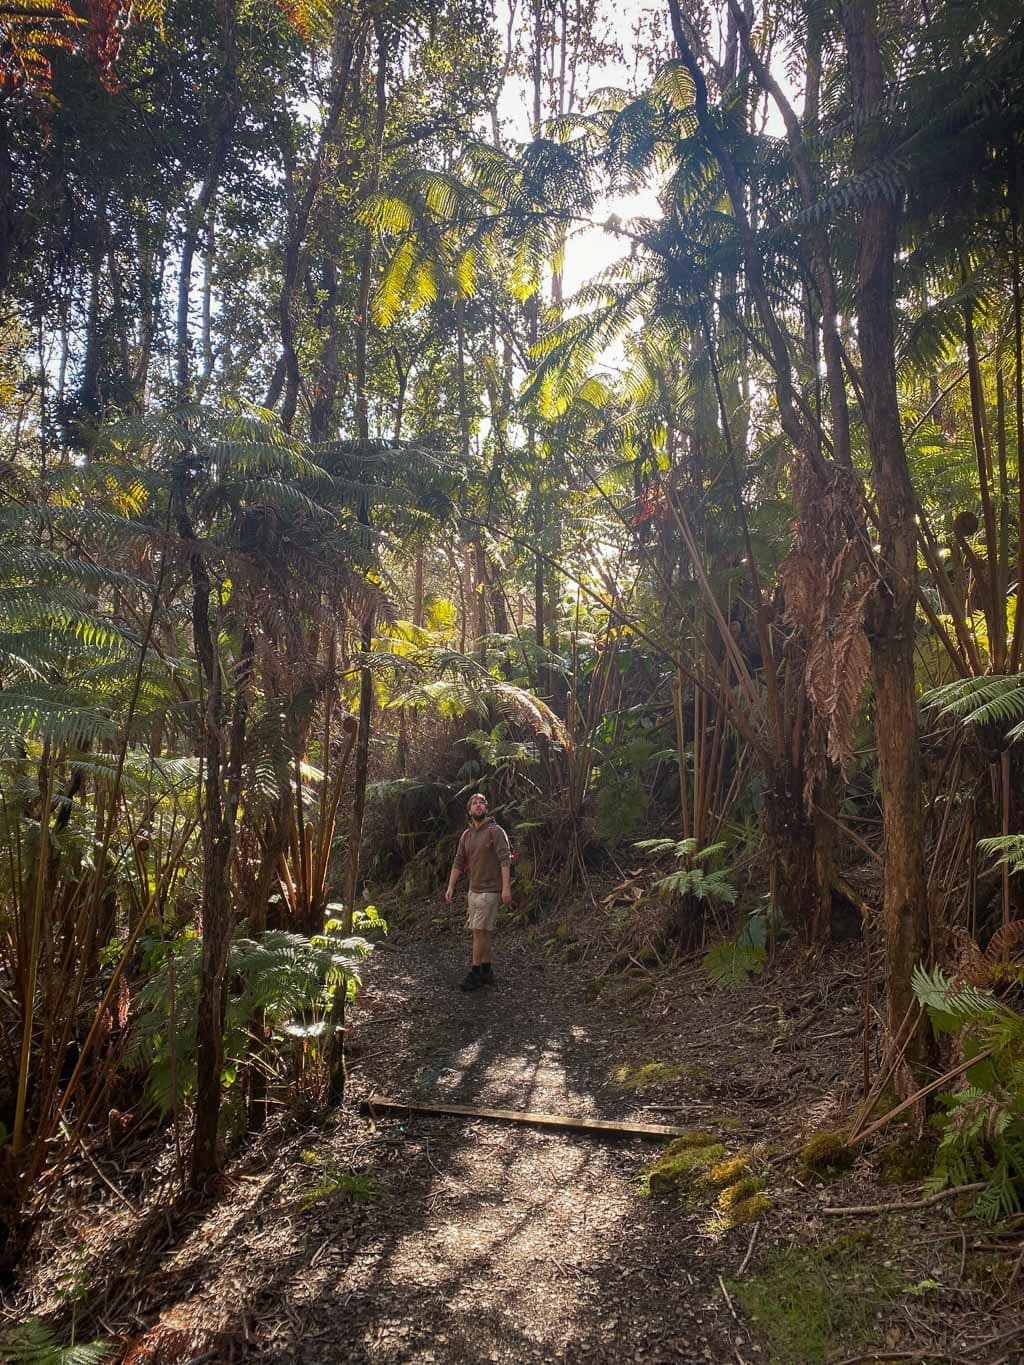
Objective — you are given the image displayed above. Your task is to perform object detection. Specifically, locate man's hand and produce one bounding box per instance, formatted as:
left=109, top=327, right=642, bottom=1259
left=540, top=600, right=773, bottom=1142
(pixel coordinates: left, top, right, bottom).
left=501, top=885, right=512, bottom=907
left=445, top=886, right=455, bottom=905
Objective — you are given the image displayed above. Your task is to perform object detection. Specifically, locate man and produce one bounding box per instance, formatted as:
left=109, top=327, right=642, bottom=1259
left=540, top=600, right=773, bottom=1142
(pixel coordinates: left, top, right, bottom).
left=445, top=793, right=511, bottom=991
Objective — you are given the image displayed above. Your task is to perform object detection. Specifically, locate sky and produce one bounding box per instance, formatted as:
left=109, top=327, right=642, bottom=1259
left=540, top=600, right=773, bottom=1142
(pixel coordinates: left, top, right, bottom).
left=490, top=1, right=796, bottom=299
left=494, top=2, right=667, bottom=298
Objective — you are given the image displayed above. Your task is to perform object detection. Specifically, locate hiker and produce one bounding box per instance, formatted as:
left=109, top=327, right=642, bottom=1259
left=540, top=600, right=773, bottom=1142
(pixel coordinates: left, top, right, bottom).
left=445, top=793, right=511, bottom=991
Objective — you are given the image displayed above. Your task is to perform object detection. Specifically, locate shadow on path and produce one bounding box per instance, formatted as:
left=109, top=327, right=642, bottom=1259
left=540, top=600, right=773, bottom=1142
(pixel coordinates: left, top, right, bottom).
left=41, top=930, right=742, bottom=1364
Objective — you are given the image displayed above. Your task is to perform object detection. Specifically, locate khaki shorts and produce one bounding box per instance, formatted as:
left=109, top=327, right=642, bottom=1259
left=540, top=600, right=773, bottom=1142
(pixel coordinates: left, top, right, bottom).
left=466, top=891, right=501, bottom=932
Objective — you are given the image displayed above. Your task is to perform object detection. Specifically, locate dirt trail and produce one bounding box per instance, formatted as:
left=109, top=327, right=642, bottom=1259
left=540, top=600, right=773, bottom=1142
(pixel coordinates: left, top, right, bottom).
left=24, top=929, right=750, bottom=1364
left=274, top=933, right=743, bottom=1363
left=16, top=923, right=1020, bottom=1363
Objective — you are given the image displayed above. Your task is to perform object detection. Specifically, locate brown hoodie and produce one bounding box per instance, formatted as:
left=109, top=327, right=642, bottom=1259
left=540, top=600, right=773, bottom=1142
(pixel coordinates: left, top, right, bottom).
left=452, top=817, right=510, bottom=893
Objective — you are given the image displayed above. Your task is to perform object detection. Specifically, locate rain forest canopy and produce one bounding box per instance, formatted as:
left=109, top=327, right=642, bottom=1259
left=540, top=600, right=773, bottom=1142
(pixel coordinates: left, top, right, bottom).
left=2, top=0, right=1024, bottom=1356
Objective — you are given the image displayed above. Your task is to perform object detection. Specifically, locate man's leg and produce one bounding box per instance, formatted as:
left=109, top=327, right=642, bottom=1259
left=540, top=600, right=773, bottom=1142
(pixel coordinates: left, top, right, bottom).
left=461, top=896, right=485, bottom=990
left=476, top=913, right=496, bottom=986
left=472, top=928, right=492, bottom=966
left=461, top=896, right=498, bottom=990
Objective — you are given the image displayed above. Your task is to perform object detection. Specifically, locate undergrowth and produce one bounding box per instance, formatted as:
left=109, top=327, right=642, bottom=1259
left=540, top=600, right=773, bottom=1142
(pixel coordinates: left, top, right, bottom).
left=701, top=905, right=780, bottom=990
left=728, top=1234, right=901, bottom=1364
left=912, top=964, right=1024, bottom=1221
left=298, top=1150, right=384, bottom=1207
left=0, top=1318, right=112, bottom=1363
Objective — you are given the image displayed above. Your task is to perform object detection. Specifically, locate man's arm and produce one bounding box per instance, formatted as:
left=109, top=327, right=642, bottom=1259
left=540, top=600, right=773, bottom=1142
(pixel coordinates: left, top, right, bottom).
left=445, top=834, right=466, bottom=904
left=495, top=826, right=512, bottom=905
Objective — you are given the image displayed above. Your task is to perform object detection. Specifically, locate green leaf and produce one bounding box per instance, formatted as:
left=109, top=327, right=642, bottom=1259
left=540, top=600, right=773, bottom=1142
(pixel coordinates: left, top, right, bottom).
left=0, top=1319, right=114, bottom=1364
left=702, top=942, right=766, bottom=990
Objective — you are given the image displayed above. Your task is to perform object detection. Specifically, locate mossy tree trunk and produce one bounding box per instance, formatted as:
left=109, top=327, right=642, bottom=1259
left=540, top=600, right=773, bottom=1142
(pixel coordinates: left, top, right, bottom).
left=843, top=0, right=930, bottom=1080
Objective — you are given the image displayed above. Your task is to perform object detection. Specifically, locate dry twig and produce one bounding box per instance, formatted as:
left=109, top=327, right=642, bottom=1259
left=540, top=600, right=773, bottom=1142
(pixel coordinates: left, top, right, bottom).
left=737, top=1220, right=760, bottom=1277
left=823, top=1183, right=985, bottom=1216
left=849, top=1048, right=995, bottom=1148
left=718, top=1274, right=738, bottom=1320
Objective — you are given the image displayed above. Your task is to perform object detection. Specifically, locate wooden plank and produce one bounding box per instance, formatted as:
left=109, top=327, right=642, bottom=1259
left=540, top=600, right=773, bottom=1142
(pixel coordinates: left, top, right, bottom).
left=363, top=1092, right=691, bottom=1138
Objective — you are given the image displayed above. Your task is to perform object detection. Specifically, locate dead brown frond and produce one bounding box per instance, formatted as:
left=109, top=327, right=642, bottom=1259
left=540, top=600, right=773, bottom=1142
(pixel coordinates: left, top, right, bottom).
left=781, top=463, right=873, bottom=807
left=806, top=572, right=873, bottom=778
left=954, top=920, right=1024, bottom=987
left=492, top=682, right=571, bottom=746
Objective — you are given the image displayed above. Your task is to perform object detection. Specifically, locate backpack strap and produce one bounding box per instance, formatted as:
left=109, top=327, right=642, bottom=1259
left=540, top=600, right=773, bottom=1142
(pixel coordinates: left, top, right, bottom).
left=490, top=822, right=513, bottom=859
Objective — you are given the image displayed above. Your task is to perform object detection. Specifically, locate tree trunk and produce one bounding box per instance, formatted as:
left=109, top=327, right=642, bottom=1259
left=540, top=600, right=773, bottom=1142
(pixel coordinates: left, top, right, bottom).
left=413, top=550, right=425, bottom=628
left=191, top=825, right=232, bottom=1182
left=329, top=19, right=387, bottom=1104
left=181, top=523, right=235, bottom=1187
left=277, top=16, right=357, bottom=432
left=765, top=768, right=832, bottom=944
left=474, top=540, right=489, bottom=657
left=0, top=123, right=15, bottom=305
left=176, top=2, right=239, bottom=404
left=78, top=226, right=104, bottom=426
left=843, top=0, right=929, bottom=1076
left=488, top=558, right=510, bottom=636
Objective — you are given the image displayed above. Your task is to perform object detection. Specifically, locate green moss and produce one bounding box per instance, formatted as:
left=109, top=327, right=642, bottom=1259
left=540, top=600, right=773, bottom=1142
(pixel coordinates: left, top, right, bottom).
left=642, top=1140, right=726, bottom=1196
left=680, top=1064, right=715, bottom=1096
left=301, top=1166, right=382, bottom=1208
left=542, top=928, right=582, bottom=963
left=721, top=1192, right=772, bottom=1228
left=876, top=1132, right=937, bottom=1185
left=800, top=1131, right=854, bottom=1174
left=611, top=1060, right=682, bottom=1092
left=717, top=1175, right=766, bottom=1209
left=727, top=1236, right=901, bottom=1364
left=665, top=1130, right=720, bottom=1151
left=708, top=1154, right=752, bottom=1186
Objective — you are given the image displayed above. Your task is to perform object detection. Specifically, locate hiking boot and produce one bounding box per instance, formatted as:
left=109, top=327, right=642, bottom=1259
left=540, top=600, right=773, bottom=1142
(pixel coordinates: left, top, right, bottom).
left=479, top=964, right=495, bottom=987
left=460, top=966, right=483, bottom=992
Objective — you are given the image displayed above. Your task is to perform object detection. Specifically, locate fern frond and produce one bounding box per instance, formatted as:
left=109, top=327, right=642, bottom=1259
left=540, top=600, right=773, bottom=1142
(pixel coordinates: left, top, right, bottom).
left=702, top=941, right=766, bottom=989
left=0, top=688, right=118, bottom=744
left=0, top=1318, right=113, bottom=1364
left=922, top=675, right=1024, bottom=732
left=911, top=963, right=1001, bottom=1030
left=977, top=837, right=1024, bottom=876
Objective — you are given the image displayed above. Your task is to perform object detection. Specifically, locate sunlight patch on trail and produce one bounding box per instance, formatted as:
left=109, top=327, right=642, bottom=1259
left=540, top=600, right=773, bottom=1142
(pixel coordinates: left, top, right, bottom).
left=344, top=1127, right=641, bottom=1361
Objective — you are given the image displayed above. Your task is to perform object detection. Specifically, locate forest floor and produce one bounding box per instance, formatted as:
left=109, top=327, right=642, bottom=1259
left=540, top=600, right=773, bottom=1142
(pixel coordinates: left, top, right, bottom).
left=7, top=899, right=1024, bottom=1364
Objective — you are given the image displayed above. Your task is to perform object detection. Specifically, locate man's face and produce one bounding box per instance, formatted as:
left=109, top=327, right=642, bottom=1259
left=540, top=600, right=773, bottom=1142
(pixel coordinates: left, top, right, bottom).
left=469, top=796, right=487, bottom=821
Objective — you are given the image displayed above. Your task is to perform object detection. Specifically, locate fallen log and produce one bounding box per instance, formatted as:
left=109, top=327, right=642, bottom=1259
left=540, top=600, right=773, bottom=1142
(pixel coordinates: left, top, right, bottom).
left=363, top=1092, right=694, bottom=1138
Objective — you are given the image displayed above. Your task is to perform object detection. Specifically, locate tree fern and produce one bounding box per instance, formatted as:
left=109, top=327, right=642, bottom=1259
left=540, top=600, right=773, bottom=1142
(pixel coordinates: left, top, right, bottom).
left=386, top=645, right=568, bottom=743
left=130, top=927, right=372, bottom=1114
left=911, top=963, right=1006, bottom=1032
left=922, top=675, right=1024, bottom=739
left=977, top=836, right=1024, bottom=877
left=702, top=939, right=766, bottom=989
left=635, top=838, right=738, bottom=906
left=912, top=964, right=1024, bottom=1220
left=0, top=688, right=119, bottom=746
left=0, top=1319, right=112, bottom=1364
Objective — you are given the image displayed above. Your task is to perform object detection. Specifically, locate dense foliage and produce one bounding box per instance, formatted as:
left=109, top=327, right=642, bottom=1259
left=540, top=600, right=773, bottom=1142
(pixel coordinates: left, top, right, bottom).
left=2, top=0, right=1024, bottom=1268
